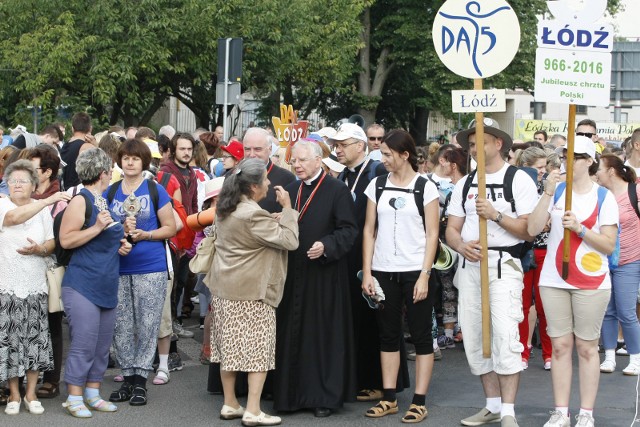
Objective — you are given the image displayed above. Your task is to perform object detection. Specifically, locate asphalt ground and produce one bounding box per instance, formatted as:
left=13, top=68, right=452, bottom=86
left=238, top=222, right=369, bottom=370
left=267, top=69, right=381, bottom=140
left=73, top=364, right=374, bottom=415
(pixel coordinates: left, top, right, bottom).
left=3, top=310, right=639, bottom=426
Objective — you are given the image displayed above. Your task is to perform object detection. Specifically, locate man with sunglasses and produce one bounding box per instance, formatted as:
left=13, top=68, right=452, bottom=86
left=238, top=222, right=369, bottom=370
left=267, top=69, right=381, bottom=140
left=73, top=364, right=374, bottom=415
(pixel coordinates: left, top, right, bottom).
left=366, top=123, right=385, bottom=161
left=576, top=119, right=604, bottom=154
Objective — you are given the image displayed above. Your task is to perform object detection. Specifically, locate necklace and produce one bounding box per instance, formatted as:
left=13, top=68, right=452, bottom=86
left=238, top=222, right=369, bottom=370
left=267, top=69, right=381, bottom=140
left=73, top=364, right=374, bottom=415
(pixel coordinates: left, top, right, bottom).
left=122, top=177, right=144, bottom=196
left=295, top=171, right=327, bottom=222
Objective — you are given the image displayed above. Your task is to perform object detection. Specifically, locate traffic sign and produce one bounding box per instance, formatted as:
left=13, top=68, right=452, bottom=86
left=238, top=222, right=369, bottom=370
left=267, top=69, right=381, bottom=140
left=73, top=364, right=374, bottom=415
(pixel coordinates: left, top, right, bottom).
left=432, top=0, right=521, bottom=79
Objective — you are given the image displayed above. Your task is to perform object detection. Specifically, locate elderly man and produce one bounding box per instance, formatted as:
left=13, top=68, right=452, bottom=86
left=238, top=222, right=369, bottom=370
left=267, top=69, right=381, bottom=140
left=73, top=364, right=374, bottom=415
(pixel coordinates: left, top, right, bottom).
left=446, top=119, right=538, bottom=427
left=243, top=127, right=295, bottom=213
left=274, top=140, right=358, bottom=418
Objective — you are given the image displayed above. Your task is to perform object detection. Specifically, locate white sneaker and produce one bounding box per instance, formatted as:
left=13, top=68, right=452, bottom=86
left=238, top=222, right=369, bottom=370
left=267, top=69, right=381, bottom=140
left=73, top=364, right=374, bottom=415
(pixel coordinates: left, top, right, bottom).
left=544, top=359, right=552, bottom=370
left=220, top=404, right=244, bottom=420
left=521, top=359, right=528, bottom=370
left=617, top=346, right=629, bottom=356
left=575, top=413, right=595, bottom=427
left=241, top=410, right=282, bottom=426
left=543, top=410, right=570, bottom=427
left=599, top=359, right=616, bottom=373
left=623, top=356, right=640, bottom=375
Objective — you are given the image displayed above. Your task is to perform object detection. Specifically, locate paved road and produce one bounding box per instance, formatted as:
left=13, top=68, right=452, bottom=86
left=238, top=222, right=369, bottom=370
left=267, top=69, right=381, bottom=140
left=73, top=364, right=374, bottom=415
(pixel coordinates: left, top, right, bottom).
left=5, top=313, right=639, bottom=426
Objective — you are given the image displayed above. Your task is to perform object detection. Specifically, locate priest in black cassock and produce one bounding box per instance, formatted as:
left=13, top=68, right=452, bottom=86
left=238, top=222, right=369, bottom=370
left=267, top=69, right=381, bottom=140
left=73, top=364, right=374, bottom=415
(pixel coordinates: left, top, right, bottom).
left=274, top=139, right=358, bottom=418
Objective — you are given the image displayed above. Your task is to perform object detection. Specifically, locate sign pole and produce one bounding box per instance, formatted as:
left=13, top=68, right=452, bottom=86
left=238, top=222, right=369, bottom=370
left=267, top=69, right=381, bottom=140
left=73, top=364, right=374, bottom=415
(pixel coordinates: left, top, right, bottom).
left=222, top=37, right=231, bottom=142
left=473, top=79, right=491, bottom=358
left=562, top=104, right=576, bottom=279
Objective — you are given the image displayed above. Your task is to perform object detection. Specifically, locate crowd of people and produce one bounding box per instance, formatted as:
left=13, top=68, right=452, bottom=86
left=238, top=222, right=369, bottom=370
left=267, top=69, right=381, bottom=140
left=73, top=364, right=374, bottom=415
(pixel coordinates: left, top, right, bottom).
left=0, top=114, right=638, bottom=427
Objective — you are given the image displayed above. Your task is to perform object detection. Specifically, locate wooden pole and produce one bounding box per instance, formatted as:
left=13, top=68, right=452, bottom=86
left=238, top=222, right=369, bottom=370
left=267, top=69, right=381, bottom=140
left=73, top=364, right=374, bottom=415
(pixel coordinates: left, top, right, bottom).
left=562, top=104, right=577, bottom=280
left=474, top=79, right=491, bottom=358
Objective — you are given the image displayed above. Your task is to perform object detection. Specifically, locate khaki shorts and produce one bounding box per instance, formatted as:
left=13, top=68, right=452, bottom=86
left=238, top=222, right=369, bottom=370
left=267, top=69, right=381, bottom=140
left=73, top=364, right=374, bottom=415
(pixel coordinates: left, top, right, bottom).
left=158, top=271, right=175, bottom=338
left=539, top=286, right=610, bottom=341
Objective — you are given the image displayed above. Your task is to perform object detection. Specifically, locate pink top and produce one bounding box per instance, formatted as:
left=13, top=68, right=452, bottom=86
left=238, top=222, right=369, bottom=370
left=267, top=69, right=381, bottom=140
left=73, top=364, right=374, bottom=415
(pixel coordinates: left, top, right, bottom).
left=617, top=184, right=640, bottom=266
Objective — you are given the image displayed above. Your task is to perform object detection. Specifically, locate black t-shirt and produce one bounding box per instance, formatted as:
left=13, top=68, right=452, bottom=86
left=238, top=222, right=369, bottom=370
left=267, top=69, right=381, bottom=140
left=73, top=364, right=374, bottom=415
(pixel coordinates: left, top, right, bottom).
left=10, top=135, right=26, bottom=149
left=60, top=139, right=85, bottom=189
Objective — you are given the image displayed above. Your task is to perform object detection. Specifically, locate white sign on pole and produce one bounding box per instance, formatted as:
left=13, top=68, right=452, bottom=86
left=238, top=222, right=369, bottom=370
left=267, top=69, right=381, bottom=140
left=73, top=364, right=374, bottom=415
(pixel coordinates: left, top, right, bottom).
left=432, top=0, right=521, bottom=79
left=534, top=0, right=612, bottom=107
left=451, top=89, right=506, bottom=113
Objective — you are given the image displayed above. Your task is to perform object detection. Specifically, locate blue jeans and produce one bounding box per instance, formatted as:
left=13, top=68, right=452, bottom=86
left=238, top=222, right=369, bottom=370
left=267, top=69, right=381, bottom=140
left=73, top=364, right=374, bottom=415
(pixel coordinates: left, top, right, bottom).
left=602, top=260, right=640, bottom=354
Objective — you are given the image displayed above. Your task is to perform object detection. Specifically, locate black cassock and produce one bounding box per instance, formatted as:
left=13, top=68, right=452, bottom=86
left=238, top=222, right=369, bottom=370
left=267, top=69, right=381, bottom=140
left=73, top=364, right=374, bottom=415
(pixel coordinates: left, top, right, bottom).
left=273, top=171, right=358, bottom=411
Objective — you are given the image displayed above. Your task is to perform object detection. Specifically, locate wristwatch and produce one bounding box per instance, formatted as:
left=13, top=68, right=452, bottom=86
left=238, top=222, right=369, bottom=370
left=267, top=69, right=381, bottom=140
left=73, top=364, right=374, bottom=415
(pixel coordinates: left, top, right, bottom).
left=494, top=212, right=503, bottom=224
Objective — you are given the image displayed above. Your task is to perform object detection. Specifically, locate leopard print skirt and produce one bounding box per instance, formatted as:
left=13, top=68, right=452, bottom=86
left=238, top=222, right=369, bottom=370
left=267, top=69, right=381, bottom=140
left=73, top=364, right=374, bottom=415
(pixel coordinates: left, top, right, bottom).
left=210, top=296, right=276, bottom=372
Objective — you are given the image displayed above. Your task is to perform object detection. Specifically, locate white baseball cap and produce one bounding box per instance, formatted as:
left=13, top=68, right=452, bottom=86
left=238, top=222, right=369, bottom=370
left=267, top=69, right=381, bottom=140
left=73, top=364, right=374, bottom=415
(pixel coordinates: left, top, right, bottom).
left=563, top=135, right=596, bottom=161
left=328, top=123, right=367, bottom=143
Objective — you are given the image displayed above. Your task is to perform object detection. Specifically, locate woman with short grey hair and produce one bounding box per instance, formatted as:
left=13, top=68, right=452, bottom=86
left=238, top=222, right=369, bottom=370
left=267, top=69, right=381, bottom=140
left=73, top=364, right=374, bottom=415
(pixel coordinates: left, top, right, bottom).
left=59, top=148, right=132, bottom=418
left=0, top=159, right=70, bottom=415
left=209, top=158, right=299, bottom=425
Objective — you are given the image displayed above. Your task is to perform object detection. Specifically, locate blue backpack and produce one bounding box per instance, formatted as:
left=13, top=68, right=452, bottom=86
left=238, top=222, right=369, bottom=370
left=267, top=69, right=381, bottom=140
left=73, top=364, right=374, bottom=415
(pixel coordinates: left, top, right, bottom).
left=553, top=182, right=620, bottom=269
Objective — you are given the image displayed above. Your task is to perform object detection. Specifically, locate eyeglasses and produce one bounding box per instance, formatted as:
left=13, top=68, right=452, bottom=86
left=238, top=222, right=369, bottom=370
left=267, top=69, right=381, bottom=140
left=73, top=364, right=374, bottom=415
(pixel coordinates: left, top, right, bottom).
left=289, top=157, right=312, bottom=165
left=335, top=141, right=359, bottom=150
left=221, top=154, right=233, bottom=159
left=368, top=136, right=383, bottom=141
left=7, top=178, right=31, bottom=186
left=576, top=132, right=595, bottom=138
left=562, top=155, right=589, bottom=162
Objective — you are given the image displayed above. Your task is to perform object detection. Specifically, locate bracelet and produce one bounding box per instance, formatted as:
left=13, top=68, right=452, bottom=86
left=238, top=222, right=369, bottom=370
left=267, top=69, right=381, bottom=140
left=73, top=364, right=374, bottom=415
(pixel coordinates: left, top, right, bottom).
left=421, top=269, right=432, bottom=276
left=149, top=231, right=153, bottom=241
left=577, top=225, right=587, bottom=238
left=40, top=245, right=47, bottom=256
left=544, top=191, right=554, bottom=197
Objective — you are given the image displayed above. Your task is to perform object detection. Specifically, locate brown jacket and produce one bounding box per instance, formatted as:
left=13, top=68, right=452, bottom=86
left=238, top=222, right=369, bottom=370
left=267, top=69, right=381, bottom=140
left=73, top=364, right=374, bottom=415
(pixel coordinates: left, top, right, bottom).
left=205, top=197, right=299, bottom=307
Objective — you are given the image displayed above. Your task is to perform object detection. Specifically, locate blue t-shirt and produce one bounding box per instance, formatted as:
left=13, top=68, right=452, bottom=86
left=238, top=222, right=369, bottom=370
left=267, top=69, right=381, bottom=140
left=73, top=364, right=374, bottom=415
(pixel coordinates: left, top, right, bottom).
left=106, top=180, right=171, bottom=275
left=62, top=189, right=124, bottom=309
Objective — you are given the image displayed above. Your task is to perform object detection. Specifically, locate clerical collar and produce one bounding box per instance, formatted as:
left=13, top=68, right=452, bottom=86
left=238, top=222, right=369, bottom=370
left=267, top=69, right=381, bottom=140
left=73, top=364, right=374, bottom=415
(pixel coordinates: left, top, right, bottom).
left=347, top=157, right=367, bottom=173
left=304, top=169, right=323, bottom=185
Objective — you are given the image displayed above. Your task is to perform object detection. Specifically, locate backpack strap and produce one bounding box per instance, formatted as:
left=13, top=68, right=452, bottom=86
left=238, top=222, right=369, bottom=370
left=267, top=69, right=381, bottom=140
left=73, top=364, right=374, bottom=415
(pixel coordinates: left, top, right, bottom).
left=629, top=182, right=640, bottom=220
left=147, top=179, right=161, bottom=227
left=426, top=173, right=440, bottom=189
left=553, top=182, right=567, bottom=205
left=375, top=174, right=427, bottom=228
left=502, top=165, right=518, bottom=213
left=374, top=174, right=389, bottom=205
left=159, top=171, right=171, bottom=190
left=461, top=170, right=477, bottom=214
left=80, top=192, right=92, bottom=227
left=107, top=180, right=122, bottom=205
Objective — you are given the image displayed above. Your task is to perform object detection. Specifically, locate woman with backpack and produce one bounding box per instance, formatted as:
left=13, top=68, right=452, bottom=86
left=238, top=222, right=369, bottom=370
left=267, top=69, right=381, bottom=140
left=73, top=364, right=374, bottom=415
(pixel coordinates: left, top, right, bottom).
left=595, top=154, right=640, bottom=376
left=528, top=136, right=618, bottom=427
left=361, top=130, right=440, bottom=424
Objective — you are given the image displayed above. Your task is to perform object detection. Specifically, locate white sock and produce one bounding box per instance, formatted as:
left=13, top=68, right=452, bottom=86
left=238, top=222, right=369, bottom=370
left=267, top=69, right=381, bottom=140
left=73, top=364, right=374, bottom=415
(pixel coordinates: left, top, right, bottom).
left=486, top=397, right=502, bottom=414
left=444, top=328, right=454, bottom=338
left=555, top=406, right=569, bottom=417
left=604, top=349, right=616, bottom=361
left=159, top=354, right=169, bottom=371
left=579, top=408, right=593, bottom=417
left=500, top=403, right=515, bottom=419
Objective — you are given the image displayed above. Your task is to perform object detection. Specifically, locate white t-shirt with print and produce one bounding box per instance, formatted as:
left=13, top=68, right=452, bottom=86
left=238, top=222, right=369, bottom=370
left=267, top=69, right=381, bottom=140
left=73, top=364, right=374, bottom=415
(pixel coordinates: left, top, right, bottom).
left=448, top=163, right=538, bottom=265
left=364, top=173, right=439, bottom=272
left=539, top=183, right=618, bottom=290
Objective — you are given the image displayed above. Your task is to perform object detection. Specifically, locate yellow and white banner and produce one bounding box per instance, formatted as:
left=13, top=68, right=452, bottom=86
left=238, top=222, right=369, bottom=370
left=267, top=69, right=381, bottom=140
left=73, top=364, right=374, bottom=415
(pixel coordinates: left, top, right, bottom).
left=514, top=119, right=640, bottom=143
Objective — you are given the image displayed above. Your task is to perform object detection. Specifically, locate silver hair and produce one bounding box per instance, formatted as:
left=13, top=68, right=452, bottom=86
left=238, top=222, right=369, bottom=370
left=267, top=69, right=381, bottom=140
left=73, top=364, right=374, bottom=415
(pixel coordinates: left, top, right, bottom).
left=293, top=139, right=323, bottom=158
left=243, top=128, right=272, bottom=148
left=216, top=158, right=267, bottom=220
left=516, top=146, right=547, bottom=168
left=159, top=125, right=176, bottom=140
left=76, top=148, right=113, bottom=184
left=5, top=159, right=38, bottom=188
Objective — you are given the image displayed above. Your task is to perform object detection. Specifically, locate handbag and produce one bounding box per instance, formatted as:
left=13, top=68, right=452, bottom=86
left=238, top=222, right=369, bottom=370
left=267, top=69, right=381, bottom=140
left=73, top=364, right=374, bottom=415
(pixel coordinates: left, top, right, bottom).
left=46, top=265, right=65, bottom=313
left=189, top=226, right=217, bottom=274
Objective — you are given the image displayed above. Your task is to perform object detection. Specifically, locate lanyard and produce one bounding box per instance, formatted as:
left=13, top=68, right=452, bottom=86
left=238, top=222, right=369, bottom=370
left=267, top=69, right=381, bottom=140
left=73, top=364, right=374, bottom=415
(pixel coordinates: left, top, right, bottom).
left=267, top=161, right=274, bottom=175
left=295, top=171, right=327, bottom=222
left=347, top=158, right=370, bottom=193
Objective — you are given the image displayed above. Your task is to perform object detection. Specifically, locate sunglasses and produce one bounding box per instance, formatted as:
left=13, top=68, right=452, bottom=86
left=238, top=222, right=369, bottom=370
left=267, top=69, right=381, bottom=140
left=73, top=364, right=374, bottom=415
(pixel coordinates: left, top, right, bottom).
left=576, top=132, right=595, bottom=138
left=368, top=136, right=383, bottom=141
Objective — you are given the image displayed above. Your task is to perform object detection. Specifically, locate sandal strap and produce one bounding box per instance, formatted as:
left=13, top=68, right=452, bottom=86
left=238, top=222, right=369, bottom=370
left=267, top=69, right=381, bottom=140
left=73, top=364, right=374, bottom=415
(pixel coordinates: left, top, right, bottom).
left=85, top=396, right=117, bottom=412
left=403, top=404, right=427, bottom=420
left=367, top=400, right=397, bottom=414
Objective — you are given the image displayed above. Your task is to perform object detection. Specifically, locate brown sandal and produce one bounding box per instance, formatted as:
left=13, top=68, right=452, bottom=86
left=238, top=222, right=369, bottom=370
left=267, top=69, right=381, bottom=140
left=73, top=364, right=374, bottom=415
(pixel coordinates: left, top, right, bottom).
left=356, top=389, right=383, bottom=402
left=365, top=400, right=398, bottom=418
left=401, top=404, right=428, bottom=423
left=36, top=382, right=60, bottom=399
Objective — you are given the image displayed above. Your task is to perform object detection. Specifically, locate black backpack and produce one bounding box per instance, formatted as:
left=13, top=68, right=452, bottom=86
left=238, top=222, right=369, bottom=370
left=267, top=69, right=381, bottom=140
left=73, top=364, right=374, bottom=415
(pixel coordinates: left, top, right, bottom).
left=374, top=174, right=428, bottom=228
left=628, top=182, right=640, bottom=220
left=53, top=193, right=92, bottom=266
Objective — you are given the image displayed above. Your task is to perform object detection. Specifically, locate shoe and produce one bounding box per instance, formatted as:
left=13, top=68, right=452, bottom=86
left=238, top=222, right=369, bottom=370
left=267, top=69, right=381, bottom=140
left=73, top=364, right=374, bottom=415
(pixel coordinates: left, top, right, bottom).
left=599, top=359, right=616, bottom=373
left=434, top=347, right=443, bottom=361
left=191, top=296, right=199, bottom=304
left=437, top=335, right=455, bottom=349
left=241, top=410, right=282, bottom=426
left=356, top=389, right=383, bottom=402
left=575, top=413, right=595, bottom=427
left=401, top=404, right=427, bottom=423
left=172, top=320, right=194, bottom=338
left=544, top=359, right=552, bottom=370
left=84, top=396, right=117, bottom=412
left=365, top=400, right=398, bottom=418
left=199, top=316, right=205, bottom=329
left=4, top=398, right=20, bottom=415
left=23, top=398, right=44, bottom=414
left=623, top=358, right=640, bottom=375
left=521, top=359, right=528, bottom=370
left=168, top=352, right=184, bottom=371
left=129, top=386, right=147, bottom=406
left=220, top=404, right=244, bottom=420
left=113, top=375, right=124, bottom=382
left=461, top=408, right=501, bottom=426
left=152, top=368, right=170, bottom=385
left=62, top=399, right=92, bottom=418
left=543, top=410, right=570, bottom=427
left=501, top=415, right=519, bottom=427
left=36, top=382, right=60, bottom=399
left=617, top=345, right=629, bottom=356
left=314, top=407, right=332, bottom=417
left=109, top=382, right=133, bottom=402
